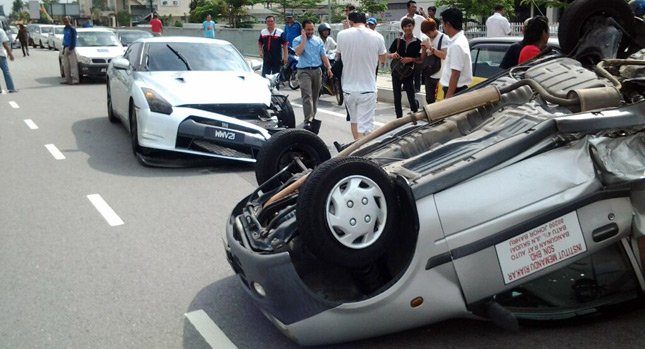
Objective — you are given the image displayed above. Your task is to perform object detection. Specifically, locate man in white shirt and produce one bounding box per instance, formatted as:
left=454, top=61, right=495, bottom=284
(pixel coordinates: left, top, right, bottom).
left=401, top=0, right=426, bottom=92
left=439, top=7, right=472, bottom=99
left=486, top=5, right=512, bottom=37
left=337, top=10, right=387, bottom=140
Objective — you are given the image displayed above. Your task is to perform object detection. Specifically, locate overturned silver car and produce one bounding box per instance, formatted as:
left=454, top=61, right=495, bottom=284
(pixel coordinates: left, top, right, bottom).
left=223, top=0, right=645, bottom=345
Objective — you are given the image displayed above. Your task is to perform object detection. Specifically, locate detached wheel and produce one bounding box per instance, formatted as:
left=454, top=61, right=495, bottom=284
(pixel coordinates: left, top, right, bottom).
left=289, top=71, right=299, bottom=90
left=334, top=78, right=344, bottom=106
left=255, top=129, right=330, bottom=188
left=558, top=0, right=635, bottom=55
left=297, top=157, right=398, bottom=268
left=107, top=81, right=118, bottom=123
left=59, top=59, right=65, bottom=78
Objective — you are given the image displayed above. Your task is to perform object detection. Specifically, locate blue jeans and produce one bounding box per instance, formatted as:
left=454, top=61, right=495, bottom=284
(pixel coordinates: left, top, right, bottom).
left=0, top=56, right=15, bottom=91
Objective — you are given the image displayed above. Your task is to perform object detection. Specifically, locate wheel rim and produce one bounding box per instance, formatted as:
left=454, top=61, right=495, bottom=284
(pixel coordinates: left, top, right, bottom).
left=276, top=144, right=320, bottom=178
left=290, top=73, right=299, bottom=88
left=325, top=175, right=387, bottom=249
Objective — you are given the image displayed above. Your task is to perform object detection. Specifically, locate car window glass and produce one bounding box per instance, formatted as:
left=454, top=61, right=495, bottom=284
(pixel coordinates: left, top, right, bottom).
left=471, top=44, right=508, bottom=79
left=55, top=28, right=64, bottom=34
left=145, top=42, right=250, bottom=72
left=127, top=42, right=143, bottom=70
left=119, top=32, right=152, bottom=45
left=77, top=32, right=121, bottom=47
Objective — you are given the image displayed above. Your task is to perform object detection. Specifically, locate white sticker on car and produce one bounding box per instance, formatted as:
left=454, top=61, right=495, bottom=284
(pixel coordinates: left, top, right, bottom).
left=495, top=211, right=587, bottom=285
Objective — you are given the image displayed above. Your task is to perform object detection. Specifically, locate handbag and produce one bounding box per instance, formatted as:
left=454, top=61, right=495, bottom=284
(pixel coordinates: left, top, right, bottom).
left=390, top=38, right=414, bottom=79
left=421, top=34, right=444, bottom=77
left=331, top=57, right=343, bottom=78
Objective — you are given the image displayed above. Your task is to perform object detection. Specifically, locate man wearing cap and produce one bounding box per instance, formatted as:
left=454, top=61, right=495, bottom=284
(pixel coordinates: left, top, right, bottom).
left=284, top=13, right=301, bottom=48
left=366, top=17, right=377, bottom=30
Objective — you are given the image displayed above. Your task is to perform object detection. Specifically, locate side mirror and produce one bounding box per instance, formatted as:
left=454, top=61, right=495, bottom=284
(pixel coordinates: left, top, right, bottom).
left=112, top=57, right=130, bottom=70
left=250, top=59, right=262, bottom=71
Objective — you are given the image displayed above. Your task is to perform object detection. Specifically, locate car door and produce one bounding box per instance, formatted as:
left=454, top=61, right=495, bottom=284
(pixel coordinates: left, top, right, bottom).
left=470, top=43, right=509, bottom=85
left=111, top=42, right=142, bottom=119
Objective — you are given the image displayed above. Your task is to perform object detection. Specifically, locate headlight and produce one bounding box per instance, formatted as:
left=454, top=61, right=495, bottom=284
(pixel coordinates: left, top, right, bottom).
left=141, top=88, right=173, bottom=115
left=77, top=54, right=91, bottom=64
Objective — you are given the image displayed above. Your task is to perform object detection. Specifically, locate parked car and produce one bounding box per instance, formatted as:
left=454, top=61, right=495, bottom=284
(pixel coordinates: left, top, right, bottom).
left=114, top=29, right=153, bottom=47
left=469, top=36, right=561, bottom=84
left=27, top=23, right=40, bottom=47
left=47, top=25, right=64, bottom=50
left=10, top=26, right=20, bottom=49
left=33, top=24, right=53, bottom=48
left=59, top=28, right=125, bottom=82
left=223, top=0, right=645, bottom=345
left=106, top=37, right=295, bottom=165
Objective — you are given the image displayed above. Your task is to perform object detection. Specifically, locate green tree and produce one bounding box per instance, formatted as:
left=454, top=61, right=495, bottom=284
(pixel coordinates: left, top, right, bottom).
left=11, top=0, right=23, bottom=15
left=519, top=0, right=570, bottom=9
left=436, top=0, right=515, bottom=23
left=189, top=0, right=226, bottom=23
left=272, top=0, right=319, bottom=22
left=117, top=10, right=131, bottom=26
left=222, top=0, right=261, bottom=27
left=359, top=0, right=387, bottom=18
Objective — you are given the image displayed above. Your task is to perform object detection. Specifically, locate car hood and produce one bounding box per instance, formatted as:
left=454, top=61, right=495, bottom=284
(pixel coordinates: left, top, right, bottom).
left=138, top=71, right=271, bottom=106
left=75, top=46, right=125, bottom=58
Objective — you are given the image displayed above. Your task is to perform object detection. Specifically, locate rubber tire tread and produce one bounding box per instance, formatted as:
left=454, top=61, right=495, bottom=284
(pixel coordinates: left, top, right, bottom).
left=255, top=129, right=330, bottom=188
left=558, top=0, right=635, bottom=55
left=107, top=81, right=119, bottom=123
left=296, top=157, right=398, bottom=268
left=278, top=98, right=296, bottom=128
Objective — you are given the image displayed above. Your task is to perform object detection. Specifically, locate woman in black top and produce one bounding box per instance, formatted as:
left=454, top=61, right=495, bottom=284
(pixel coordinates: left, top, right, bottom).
left=387, top=18, right=422, bottom=119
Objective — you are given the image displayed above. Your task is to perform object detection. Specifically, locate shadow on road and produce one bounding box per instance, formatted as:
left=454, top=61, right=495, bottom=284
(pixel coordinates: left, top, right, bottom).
left=71, top=117, right=254, bottom=178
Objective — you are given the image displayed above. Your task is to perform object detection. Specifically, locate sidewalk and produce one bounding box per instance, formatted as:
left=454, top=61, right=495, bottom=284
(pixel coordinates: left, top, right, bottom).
left=244, top=56, right=426, bottom=108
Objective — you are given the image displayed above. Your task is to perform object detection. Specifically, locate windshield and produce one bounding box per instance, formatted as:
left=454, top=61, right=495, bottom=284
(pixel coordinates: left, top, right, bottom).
left=55, top=28, right=64, bottom=34
left=120, top=31, right=152, bottom=45
left=77, top=32, right=121, bottom=47
left=145, top=42, right=249, bottom=72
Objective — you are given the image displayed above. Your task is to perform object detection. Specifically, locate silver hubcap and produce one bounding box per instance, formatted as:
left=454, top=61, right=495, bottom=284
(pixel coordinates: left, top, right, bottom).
left=325, top=175, right=387, bottom=249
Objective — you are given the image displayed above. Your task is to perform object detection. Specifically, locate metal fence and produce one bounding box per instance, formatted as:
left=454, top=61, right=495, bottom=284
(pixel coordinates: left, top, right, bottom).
left=155, top=21, right=559, bottom=57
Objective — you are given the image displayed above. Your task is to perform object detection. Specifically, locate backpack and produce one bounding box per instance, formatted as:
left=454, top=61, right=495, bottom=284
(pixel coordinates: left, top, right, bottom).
left=421, top=33, right=444, bottom=77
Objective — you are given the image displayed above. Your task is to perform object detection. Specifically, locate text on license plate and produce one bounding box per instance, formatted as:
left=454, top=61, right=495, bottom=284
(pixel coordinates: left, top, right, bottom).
left=101, top=68, right=107, bottom=72
left=495, top=211, right=587, bottom=284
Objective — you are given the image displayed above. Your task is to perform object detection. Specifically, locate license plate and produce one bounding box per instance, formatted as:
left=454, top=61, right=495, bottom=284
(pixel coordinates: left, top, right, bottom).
left=101, top=68, right=107, bottom=73
left=206, top=127, right=242, bottom=143
left=495, top=211, right=587, bottom=284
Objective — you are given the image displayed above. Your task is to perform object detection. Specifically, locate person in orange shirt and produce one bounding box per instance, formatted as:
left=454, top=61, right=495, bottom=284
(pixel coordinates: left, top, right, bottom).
left=518, top=16, right=549, bottom=64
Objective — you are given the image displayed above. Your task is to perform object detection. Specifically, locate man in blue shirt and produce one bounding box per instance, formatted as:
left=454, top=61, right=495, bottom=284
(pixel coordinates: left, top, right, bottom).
left=283, top=13, right=301, bottom=47
left=201, top=14, right=216, bottom=38
left=61, top=16, right=79, bottom=85
left=292, top=20, right=333, bottom=128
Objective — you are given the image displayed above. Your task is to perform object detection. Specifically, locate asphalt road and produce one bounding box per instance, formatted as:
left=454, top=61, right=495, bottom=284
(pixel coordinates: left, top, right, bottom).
left=1, top=47, right=644, bottom=349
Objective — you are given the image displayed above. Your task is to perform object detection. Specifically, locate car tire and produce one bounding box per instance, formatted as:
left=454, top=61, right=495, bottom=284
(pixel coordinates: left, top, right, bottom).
left=277, top=97, right=296, bottom=128
left=59, top=59, right=65, bottom=78
left=130, top=102, right=141, bottom=155
left=255, top=129, right=330, bottom=189
left=297, top=157, right=398, bottom=268
left=558, top=0, right=635, bottom=55
left=39, top=40, right=44, bottom=48
left=334, top=78, right=344, bottom=106
left=289, top=71, right=299, bottom=90
left=107, top=81, right=118, bottom=124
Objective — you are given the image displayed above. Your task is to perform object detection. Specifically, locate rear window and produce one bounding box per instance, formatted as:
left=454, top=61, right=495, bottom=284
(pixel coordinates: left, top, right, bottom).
left=470, top=44, right=509, bottom=79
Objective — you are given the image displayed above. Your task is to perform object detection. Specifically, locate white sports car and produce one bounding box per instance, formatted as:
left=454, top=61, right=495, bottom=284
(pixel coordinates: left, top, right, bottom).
left=106, top=37, right=295, bottom=166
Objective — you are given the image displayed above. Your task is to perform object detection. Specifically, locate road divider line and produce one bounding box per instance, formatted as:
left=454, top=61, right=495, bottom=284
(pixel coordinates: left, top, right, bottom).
left=24, top=119, right=39, bottom=129
left=86, top=194, right=124, bottom=226
left=9, top=101, right=19, bottom=109
left=185, top=310, right=237, bottom=349
left=44, top=144, right=66, bottom=160
left=292, top=102, right=384, bottom=127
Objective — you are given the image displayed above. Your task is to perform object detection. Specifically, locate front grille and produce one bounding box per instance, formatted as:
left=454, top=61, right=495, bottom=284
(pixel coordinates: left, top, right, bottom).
left=192, top=139, right=252, bottom=159
left=92, top=58, right=107, bottom=64
left=178, top=104, right=269, bottom=120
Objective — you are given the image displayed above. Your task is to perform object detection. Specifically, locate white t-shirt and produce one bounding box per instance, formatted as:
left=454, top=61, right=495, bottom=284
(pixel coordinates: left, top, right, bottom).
left=400, top=14, right=426, bottom=41
left=440, top=31, right=472, bottom=88
left=337, top=26, right=386, bottom=92
left=323, top=36, right=337, bottom=53
left=0, top=29, right=8, bottom=58
left=486, top=12, right=511, bottom=37
left=422, top=31, right=447, bottom=79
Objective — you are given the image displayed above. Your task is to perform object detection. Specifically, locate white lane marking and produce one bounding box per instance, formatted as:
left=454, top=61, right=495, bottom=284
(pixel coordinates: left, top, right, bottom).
left=44, top=144, right=66, bottom=160
left=24, top=119, right=39, bottom=129
left=292, top=102, right=384, bottom=126
left=86, top=194, right=124, bottom=226
left=9, top=101, right=19, bottom=109
left=185, top=310, right=237, bottom=349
